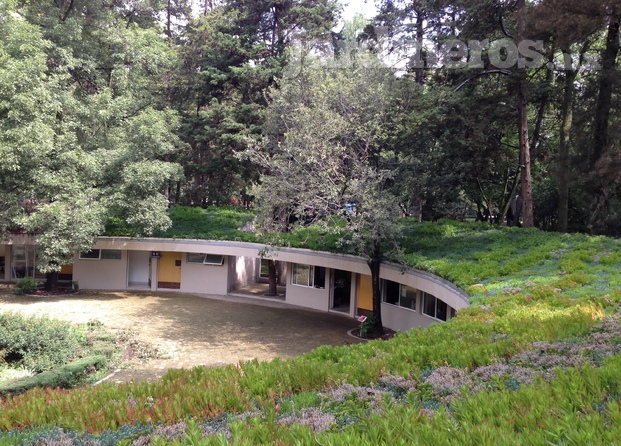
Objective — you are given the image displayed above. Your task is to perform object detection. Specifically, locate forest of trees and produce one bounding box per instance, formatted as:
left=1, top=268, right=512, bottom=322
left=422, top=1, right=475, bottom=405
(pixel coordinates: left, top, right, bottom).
left=0, top=0, right=620, bottom=286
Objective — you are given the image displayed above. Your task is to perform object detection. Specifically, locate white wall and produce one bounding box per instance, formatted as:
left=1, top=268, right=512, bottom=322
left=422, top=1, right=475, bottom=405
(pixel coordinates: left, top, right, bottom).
left=181, top=256, right=229, bottom=295
left=73, top=251, right=128, bottom=290
left=285, top=265, right=331, bottom=311
left=381, top=302, right=436, bottom=332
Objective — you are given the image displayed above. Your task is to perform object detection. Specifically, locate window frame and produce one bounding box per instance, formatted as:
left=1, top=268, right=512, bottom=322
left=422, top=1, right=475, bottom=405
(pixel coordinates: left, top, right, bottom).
left=292, top=263, right=312, bottom=287
left=382, top=280, right=417, bottom=312
left=422, top=292, right=450, bottom=321
left=399, top=284, right=417, bottom=311
left=100, top=249, right=122, bottom=260
left=79, top=249, right=121, bottom=260
left=79, top=249, right=101, bottom=260
left=291, top=263, right=325, bottom=288
left=186, top=253, right=224, bottom=265
left=260, top=259, right=270, bottom=277
left=203, top=254, right=224, bottom=265
left=11, top=245, right=43, bottom=279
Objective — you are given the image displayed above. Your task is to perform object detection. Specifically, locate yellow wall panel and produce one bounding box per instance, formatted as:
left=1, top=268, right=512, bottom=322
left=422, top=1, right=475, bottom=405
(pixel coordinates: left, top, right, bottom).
left=158, top=252, right=182, bottom=283
left=357, top=274, right=373, bottom=311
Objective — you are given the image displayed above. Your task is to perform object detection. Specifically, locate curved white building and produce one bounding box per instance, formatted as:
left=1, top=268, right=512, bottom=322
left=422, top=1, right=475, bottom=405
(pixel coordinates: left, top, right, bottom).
left=0, top=236, right=469, bottom=332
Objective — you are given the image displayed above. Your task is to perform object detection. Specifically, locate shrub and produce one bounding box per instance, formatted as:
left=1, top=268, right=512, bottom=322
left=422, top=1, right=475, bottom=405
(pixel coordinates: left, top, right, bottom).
left=0, top=312, right=83, bottom=372
left=14, top=277, right=40, bottom=294
left=0, top=355, right=107, bottom=397
left=359, top=314, right=380, bottom=338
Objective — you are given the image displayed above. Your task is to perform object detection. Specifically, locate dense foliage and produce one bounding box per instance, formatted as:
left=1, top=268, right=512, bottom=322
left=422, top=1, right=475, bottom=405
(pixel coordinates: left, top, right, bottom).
left=0, top=311, right=124, bottom=381
left=371, top=0, right=620, bottom=233
left=2, top=0, right=619, bottom=286
left=0, top=0, right=183, bottom=289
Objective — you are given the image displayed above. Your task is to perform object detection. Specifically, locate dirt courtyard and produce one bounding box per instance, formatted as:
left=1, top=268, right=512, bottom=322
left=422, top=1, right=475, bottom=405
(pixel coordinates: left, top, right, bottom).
left=0, top=287, right=362, bottom=383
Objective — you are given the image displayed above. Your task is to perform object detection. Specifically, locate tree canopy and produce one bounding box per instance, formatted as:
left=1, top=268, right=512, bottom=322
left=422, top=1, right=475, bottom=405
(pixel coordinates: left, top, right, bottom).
left=243, top=48, right=405, bottom=333
left=0, top=0, right=183, bottom=287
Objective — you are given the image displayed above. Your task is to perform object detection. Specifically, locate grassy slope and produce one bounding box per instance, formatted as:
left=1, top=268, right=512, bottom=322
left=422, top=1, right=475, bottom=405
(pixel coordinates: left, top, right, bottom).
left=154, top=206, right=257, bottom=242
left=3, top=209, right=621, bottom=444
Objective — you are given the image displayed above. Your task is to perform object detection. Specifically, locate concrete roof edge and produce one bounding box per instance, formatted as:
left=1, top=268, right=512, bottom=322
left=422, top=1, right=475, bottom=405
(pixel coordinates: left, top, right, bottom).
left=96, top=236, right=469, bottom=304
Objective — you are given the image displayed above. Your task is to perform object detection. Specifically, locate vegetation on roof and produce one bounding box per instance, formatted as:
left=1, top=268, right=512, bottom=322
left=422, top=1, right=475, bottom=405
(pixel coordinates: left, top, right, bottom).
left=273, top=217, right=621, bottom=308
left=105, top=206, right=256, bottom=241
left=107, top=207, right=621, bottom=311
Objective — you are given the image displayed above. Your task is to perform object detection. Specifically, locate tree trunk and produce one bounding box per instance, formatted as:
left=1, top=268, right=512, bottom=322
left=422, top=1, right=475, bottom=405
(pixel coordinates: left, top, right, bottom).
left=591, top=17, right=620, bottom=169
left=367, top=237, right=383, bottom=335
left=45, top=271, right=59, bottom=292
left=500, top=169, right=521, bottom=226
left=530, top=54, right=553, bottom=152
left=588, top=16, right=620, bottom=234
left=558, top=64, right=576, bottom=233
left=175, top=181, right=181, bottom=205
left=415, top=11, right=425, bottom=85
left=516, top=0, right=534, bottom=227
left=267, top=259, right=277, bottom=296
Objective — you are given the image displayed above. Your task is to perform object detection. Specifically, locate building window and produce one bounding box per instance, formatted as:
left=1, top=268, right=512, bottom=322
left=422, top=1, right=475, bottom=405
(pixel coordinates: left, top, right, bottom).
left=101, top=250, right=122, bottom=260
left=400, top=285, right=417, bottom=310
left=79, top=249, right=121, bottom=260
left=79, top=249, right=101, bottom=260
left=11, top=245, right=43, bottom=279
left=291, top=263, right=325, bottom=288
left=422, top=292, right=452, bottom=321
left=260, top=259, right=269, bottom=277
left=187, top=253, right=204, bottom=263
left=383, top=280, right=417, bottom=311
left=186, top=253, right=224, bottom=265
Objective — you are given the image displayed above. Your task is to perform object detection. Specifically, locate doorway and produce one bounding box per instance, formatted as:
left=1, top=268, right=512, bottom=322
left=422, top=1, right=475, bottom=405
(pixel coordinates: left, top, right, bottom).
left=128, top=251, right=151, bottom=288
left=331, top=269, right=352, bottom=313
left=158, top=252, right=182, bottom=289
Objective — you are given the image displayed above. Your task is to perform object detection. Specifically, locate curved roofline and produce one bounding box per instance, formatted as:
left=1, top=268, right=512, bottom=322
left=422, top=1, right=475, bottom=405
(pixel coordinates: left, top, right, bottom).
left=95, top=236, right=470, bottom=308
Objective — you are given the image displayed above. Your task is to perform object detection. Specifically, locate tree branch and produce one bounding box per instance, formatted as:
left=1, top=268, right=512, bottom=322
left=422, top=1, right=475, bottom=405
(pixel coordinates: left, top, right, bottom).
left=61, top=0, right=75, bottom=22
left=454, top=69, right=511, bottom=92
left=498, top=6, right=514, bottom=39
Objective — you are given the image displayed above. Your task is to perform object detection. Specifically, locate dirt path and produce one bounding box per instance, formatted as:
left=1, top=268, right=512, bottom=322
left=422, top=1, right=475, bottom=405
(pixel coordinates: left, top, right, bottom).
left=0, top=287, right=361, bottom=383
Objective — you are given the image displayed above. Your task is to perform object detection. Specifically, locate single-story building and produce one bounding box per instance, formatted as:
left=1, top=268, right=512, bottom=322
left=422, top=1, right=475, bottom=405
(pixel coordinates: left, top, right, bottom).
left=0, top=235, right=469, bottom=332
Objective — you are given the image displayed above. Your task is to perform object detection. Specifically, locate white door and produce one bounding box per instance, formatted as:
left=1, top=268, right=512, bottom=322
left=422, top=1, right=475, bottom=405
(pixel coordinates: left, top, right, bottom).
left=128, top=251, right=151, bottom=287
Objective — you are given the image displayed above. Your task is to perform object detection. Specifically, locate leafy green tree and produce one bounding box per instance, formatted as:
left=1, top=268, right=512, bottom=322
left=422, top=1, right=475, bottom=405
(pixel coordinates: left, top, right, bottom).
left=0, top=0, right=183, bottom=289
left=244, top=51, right=402, bottom=335
left=174, top=0, right=338, bottom=206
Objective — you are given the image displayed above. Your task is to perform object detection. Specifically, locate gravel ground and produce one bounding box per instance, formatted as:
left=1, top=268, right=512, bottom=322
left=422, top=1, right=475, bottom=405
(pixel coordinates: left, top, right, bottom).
left=0, top=284, right=361, bottom=383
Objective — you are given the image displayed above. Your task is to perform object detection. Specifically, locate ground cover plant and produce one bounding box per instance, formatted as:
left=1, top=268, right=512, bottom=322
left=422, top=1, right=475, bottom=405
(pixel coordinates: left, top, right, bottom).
left=107, top=206, right=256, bottom=242
left=2, top=221, right=621, bottom=444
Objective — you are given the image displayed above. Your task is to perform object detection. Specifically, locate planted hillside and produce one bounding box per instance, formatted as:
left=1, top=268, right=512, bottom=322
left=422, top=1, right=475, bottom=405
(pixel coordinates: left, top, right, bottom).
left=106, top=206, right=256, bottom=241
left=155, top=207, right=256, bottom=241
left=2, top=222, right=621, bottom=444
